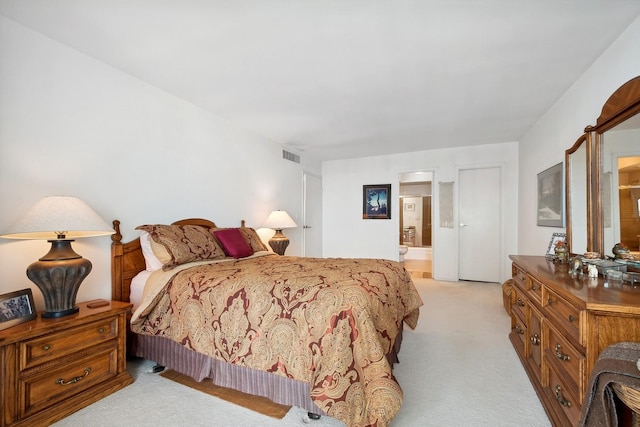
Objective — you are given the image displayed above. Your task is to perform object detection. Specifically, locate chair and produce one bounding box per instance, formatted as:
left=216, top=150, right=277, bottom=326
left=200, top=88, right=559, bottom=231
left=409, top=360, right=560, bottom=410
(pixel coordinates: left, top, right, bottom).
left=612, top=382, right=640, bottom=427
left=580, top=342, right=640, bottom=427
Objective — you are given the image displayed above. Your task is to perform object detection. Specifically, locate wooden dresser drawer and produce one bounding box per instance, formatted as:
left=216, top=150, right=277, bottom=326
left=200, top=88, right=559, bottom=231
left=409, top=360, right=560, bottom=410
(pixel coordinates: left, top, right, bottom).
left=527, top=276, right=543, bottom=306
left=546, top=363, right=582, bottom=427
left=527, top=304, right=543, bottom=382
left=511, top=308, right=528, bottom=355
left=544, top=320, right=585, bottom=403
left=543, top=287, right=582, bottom=345
left=19, top=348, right=117, bottom=418
left=512, top=285, right=527, bottom=322
left=512, top=264, right=526, bottom=288
left=20, top=317, right=117, bottom=371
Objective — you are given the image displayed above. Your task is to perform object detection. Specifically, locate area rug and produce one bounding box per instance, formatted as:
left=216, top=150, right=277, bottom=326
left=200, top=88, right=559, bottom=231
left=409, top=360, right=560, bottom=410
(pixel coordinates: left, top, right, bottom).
left=160, top=369, right=290, bottom=419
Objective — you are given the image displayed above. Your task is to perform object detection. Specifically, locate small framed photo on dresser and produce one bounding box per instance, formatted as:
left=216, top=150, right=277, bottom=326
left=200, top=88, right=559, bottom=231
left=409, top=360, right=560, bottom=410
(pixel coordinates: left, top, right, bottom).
left=545, top=232, right=567, bottom=260
left=0, top=288, right=37, bottom=331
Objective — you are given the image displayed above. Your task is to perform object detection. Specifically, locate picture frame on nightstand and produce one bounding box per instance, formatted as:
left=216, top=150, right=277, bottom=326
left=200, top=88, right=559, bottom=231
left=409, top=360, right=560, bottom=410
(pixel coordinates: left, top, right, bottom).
left=0, top=288, right=37, bottom=330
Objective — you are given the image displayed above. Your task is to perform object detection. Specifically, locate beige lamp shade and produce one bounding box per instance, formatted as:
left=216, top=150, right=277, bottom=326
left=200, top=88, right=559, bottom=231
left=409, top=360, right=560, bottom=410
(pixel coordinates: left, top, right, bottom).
left=263, top=210, right=297, bottom=230
left=0, top=196, right=114, bottom=318
left=1, top=196, right=114, bottom=240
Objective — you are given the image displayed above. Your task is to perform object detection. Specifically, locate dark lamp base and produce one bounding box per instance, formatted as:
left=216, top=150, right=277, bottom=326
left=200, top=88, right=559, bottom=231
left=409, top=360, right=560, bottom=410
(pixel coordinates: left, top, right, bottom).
left=41, top=306, right=80, bottom=318
left=268, top=229, right=290, bottom=256
left=27, top=240, right=92, bottom=318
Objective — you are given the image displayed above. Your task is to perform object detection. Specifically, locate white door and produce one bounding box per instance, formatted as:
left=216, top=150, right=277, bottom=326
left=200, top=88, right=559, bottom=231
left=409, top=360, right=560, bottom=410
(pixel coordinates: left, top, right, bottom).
left=303, top=173, right=323, bottom=257
left=458, top=167, right=501, bottom=282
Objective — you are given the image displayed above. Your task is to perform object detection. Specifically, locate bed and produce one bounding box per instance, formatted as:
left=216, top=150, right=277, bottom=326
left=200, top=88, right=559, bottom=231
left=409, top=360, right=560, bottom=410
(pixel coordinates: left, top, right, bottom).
left=111, top=218, right=422, bottom=427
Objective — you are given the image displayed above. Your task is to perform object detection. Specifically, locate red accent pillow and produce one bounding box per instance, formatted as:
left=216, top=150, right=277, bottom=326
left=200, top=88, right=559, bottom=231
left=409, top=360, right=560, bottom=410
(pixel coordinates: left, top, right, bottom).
left=213, top=228, right=254, bottom=258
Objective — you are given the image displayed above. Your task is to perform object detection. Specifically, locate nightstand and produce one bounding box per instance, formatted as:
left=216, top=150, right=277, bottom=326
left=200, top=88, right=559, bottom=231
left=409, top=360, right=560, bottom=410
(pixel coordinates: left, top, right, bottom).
left=0, top=300, right=134, bottom=427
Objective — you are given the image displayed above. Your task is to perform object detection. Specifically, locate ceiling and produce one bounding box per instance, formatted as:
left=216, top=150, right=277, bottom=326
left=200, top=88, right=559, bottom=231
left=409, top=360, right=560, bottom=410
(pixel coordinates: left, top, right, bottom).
left=2, top=1, right=640, bottom=161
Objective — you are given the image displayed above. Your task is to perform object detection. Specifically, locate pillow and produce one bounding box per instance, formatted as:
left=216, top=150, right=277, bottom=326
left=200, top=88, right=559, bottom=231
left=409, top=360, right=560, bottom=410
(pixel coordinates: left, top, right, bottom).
left=139, top=231, right=164, bottom=272
left=136, top=224, right=227, bottom=270
left=213, top=228, right=254, bottom=258
left=214, top=227, right=269, bottom=253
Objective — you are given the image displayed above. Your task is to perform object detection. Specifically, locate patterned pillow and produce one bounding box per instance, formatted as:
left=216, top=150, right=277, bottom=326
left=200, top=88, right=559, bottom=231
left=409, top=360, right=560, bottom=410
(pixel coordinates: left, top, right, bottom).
left=213, top=228, right=254, bottom=258
left=239, top=227, right=269, bottom=252
left=135, top=224, right=227, bottom=270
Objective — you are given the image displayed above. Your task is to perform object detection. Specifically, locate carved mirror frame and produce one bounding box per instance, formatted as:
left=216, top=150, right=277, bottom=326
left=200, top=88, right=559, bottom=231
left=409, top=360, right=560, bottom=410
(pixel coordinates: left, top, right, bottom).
left=587, top=76, right=640, bottom=256
left=565, top=133, right=592, bottom=254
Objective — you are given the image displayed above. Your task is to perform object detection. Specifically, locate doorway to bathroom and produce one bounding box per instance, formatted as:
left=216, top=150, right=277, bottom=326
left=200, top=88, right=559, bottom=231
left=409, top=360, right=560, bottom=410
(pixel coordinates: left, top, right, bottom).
left=399, top=171, right=433, bottom=278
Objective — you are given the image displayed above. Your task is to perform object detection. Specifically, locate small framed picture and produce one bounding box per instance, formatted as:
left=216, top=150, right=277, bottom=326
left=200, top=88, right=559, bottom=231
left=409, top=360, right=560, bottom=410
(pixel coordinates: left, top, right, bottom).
left=363, top=184, right=391, bottom=219
left=0, top=288, right=37, bottom=331
left=404, top=202, right=415, bottom=211
left=546, top=232, right=567, bottom=259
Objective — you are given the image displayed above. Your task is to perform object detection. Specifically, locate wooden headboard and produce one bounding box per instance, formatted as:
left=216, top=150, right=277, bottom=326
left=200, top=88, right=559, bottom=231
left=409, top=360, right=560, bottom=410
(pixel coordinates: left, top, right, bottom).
left=111, top=218, right=241, bottom=302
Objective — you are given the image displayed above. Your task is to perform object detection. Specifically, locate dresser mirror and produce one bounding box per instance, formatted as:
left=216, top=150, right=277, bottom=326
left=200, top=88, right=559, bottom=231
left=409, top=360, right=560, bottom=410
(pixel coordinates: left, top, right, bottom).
left=565, top=134, right=589, bottom=255
left=591, top=76, right=640, bottom=257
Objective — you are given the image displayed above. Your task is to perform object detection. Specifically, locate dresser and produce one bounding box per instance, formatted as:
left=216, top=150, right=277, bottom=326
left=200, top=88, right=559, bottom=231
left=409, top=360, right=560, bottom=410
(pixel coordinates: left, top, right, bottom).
left=508, top=256, right=640, bottom=426
left=0, top=300, right=134, bottom=427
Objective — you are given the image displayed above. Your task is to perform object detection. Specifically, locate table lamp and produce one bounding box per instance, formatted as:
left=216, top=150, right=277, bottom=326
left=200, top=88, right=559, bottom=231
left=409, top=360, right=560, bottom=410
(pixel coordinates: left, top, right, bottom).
left=1, top=196, right=114, bottom=318
left=263, top=210, right=297, bottom=255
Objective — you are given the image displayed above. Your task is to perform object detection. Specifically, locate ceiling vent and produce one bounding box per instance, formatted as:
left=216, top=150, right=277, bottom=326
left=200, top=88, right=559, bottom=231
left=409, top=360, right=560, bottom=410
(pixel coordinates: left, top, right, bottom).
left=282, top=149, right=300, bottom=164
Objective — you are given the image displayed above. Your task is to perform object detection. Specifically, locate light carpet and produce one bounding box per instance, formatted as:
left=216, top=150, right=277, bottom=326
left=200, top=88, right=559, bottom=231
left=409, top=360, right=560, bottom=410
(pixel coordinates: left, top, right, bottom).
left=53, top=278, right=550, bottom=427
left=52, top=357, right=345, bottom=427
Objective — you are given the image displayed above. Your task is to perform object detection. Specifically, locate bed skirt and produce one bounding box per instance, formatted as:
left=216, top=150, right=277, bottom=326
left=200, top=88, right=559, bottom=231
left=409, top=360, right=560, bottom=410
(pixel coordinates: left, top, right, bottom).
left=130, top=322, right=404, bottom=416
left=132, top=334, right=323, bottom=414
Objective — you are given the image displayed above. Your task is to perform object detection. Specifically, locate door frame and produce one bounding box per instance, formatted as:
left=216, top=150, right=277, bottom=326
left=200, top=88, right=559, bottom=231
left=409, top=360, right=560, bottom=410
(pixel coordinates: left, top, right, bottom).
left=397, top=169, right=436, bottom=274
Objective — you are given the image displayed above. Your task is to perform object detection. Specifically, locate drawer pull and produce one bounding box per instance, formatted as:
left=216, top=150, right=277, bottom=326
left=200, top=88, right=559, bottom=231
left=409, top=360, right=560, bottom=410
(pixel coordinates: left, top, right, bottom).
left=568, top=315, right=576, bottom=323
left=56, top=367, right=92, bottom=386
left=554, top=385, right=572, bottom=407
left=555, top=344, right=571, bottom=361
left=515, top=324, right=524, bottom=335
left=42, top=344, right=51, bottom=351
left=530, top=333, right=540, bottom=346
left=531, top=284, right=537, bottom=291
left=517, top=298, right=525, bottom=307
left=548, top=298, right=553, bottom=305
left=98, top=327, right=105, bottom=334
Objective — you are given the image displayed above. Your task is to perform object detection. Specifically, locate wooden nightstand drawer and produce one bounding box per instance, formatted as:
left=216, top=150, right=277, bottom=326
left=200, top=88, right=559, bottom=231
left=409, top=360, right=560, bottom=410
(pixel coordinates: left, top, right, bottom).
left=19, top=348, right=117, bottom=418
left=0, top=301, right=133, bottom=427
left=20, top=317, right=117, bottom=371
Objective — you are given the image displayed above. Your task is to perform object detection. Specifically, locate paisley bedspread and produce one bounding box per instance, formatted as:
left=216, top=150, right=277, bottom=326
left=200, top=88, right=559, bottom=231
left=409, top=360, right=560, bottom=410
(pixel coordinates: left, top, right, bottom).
left=130, top=253, right=422, bottom=427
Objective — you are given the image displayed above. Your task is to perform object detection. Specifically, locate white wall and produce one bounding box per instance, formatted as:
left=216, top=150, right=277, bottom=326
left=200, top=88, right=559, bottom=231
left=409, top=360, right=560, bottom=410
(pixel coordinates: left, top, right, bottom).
left=321, top=16, right=640, bottom=284
left=322, top=142, right=518, bottom=283
left=0, top=17, right=319, bottom=309
left=518, top=16, right=640, bottom=256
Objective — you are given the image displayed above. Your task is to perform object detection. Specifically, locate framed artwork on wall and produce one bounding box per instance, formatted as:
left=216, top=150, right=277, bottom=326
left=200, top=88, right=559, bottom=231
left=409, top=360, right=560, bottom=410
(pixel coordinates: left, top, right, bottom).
left=537, top=162, right=564, bottom=227
left=0, top=288, right=37, bottom=331
left=363, top=184, right=391, bottom=219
